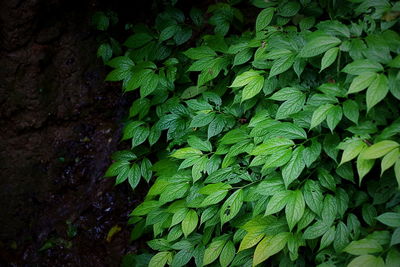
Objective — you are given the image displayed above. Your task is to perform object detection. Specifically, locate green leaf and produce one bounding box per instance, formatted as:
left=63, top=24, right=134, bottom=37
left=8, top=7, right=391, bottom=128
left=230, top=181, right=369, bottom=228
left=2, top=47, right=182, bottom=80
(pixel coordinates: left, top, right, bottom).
left=266, top=123, right=307, bottom=140
left=303, top=221, right=330, bottom=239
left=303, top=180, right=323, bottom=215
left=208, top=114, right=226, bottom=139
left=279, top=1, right=300, bottom=17
left=347, top=72, right=377, bottom=94
left=269, top=54, right=295, bottom=78
left=310, top=104, right=333, bottom=129
left=128, top=164, right=142, bottom=190
left=171, top=248, right=193, bottom=267
left=140, top=72, right=159, bottom=98
left=381, top=148, right=399, bottom=175
left=182, top=210, right=198, bottom=237
left=200, top=183, right=231, bottom=194
left=230, top=70, right=262, bottom=87
left=203, top=240, right=226, bottom=265
left=170, top=208, right=188, bottom=228
left=269, top=87, right=300, bottom=101
left=320, top=226, right=336, bottom=251
left=253, top=233, right=290, bottom=266
left=256, top=177, right=285, bottom=196
left=171, top=147, right=202, bottom=159
left=251, top=138, right=294, bottom=155
left=242, top=75, right=265, bottom=101
left=131, top=126, right=150, bottom=148
left=321, top=194, right=337, bottom=226
left=220, top=189, right=243, bottom=225
left=356, top=154, right=375, bottom=185
left=318, top=169, right=336, bottom=192
left=159, top=183, right=190, bottom=203
left=219, top=241, right=235, bottom=267
left=106, top=56, right=134, bottom=69
left=149, top=125, right=161, bottom=146
left=302, top=139, right=322, bottom=167
left=233, top=48, right=253, bottom=66
left=320, top=47, right=339, bottom=72
left=239, top=232, right=265, bottom=252
left=124, top=33, right=153, bottom=49
left=386, top=249, right=400, bottom=267
left=326, top=105, right=342, bottom=132
left=262, top=148, right=292, bottom=169
left=347, top=255, right=385, bottom=267
left=256, top=8, right=274, bottom=32
left=130, top=201, right=161, bottom=216
left=300, top=35, right=341, bottom=58
left=190, top=112, right=216, bottom=128
left=282, top=146, right=305, bottom=188
left=200, top=190, right=228, bottom=207
left=362, top=140, right=399, bottom=159
left=376, top=212, right=400, bottom=227
left=362, top=204, right=377, bottom=226
left=395, top=158, right=400, bottom=188
left=265, top=190, right=291, bottom=216
left=342, top=59, right=383, bottom=75
left=190, top=7, right=203, bottom=26
left=366, top=74, right=389, bottom=111
left=333, top=221, right=349, bottom=253
left=105, top=160, right=130, bottom=177
left=174, top=26, right=192, bottom=45
left=105, top=68, right=130, bottom=81
left=275, top=93, right=306, bottom=120
left=160, top=25, right=179, bottom=41
left=343, top=100, right=359, bottom=124
left=339, top=140, right=366, bottom=165
left=285, top=190, right=305, bottom=231
left=188, top=136, right=212, bottom=152
left=149, top=251, right=173, bottom=267
left=343, top=239, right=383, bottom=255
left=183, top=46, right=217, bottom=60
left=390, top=228, right=400, bottom=246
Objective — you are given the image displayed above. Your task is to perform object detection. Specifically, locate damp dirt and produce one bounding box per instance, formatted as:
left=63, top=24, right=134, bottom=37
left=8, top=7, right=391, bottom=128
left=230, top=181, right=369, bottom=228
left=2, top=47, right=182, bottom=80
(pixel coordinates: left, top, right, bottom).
left=0, top=0, right=153, bottom=265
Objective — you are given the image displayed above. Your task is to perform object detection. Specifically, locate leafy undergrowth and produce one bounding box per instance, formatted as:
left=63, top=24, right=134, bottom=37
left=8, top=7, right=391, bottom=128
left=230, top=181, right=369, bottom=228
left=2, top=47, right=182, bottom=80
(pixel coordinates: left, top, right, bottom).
left=95, top=0, right=400, bottom=266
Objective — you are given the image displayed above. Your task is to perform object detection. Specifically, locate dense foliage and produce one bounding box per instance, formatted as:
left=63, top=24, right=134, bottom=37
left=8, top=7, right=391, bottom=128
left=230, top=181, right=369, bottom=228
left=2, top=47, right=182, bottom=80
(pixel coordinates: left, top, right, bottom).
left=95, top=0, right=400, bottom=266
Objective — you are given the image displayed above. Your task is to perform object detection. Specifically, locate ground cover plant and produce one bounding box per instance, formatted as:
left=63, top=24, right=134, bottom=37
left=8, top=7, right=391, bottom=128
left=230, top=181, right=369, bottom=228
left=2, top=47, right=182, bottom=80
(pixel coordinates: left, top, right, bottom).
left=96, top=0, right=400, bottom=266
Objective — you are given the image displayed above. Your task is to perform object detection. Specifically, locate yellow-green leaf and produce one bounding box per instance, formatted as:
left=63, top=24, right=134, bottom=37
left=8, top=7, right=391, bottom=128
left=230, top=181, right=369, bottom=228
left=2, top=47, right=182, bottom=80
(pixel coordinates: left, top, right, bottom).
left=253, top=232, right=290, bottom=266
left=239, top=232, right=265, bottom=252
left=347, top=255, right=385, bottom=267
left=285, top=190, right=305, bottom=231
left=149, top=251, right=173, bottom=267
left=381, top=148, right=399, bottom=175
left=171, top=147, right=203, bottom=159
left=339, top=140, right=366, bottom=165
left=320, top=47, right=339, bottom=72
left=219, top=241, right=236, bottom=267
left=347, top=72, right=376, bottom=94
left=310, top=104, right=334, bottom=129
left=395, top=158, right=400, bottom=188
left=182, top=209, right=198, bottom=237
left=203, top=239, right=226, bottom=265
left=343, top=239, right=383, bottom=255
left=357, top=153, right=375, bottom=186
left=230, top=70, right=262, bottom=87
left=242, top=75, right=265, bottom=101
left=366, top=74, right=389, bottom=112
left=362, top=140, right=399, bottom=159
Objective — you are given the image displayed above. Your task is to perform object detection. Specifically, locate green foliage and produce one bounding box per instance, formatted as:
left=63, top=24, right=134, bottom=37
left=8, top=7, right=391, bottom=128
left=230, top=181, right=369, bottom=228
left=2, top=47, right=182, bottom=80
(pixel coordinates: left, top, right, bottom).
left=101, top=0, right=400, bottom=266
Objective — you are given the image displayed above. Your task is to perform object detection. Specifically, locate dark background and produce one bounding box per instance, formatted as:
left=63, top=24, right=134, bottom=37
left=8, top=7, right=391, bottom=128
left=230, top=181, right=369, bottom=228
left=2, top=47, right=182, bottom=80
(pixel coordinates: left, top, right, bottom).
left=0, top=0, right=155, bottom=265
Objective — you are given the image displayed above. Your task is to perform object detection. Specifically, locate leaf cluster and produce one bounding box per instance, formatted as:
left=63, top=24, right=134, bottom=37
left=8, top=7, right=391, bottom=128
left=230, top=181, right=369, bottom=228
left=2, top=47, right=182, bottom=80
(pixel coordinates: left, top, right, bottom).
left=99, top=0, right=400, bottom=266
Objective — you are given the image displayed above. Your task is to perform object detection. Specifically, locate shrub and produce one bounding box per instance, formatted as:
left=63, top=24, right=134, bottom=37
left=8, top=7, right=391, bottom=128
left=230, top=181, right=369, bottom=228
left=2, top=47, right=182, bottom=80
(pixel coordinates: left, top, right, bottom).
left=97, top=0, right=400, bottom=266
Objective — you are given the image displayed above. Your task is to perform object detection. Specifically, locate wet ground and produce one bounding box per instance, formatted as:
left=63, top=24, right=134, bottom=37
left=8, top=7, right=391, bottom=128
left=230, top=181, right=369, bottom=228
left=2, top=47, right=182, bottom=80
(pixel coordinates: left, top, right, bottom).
left=0, top=0, right=150, bottom=265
